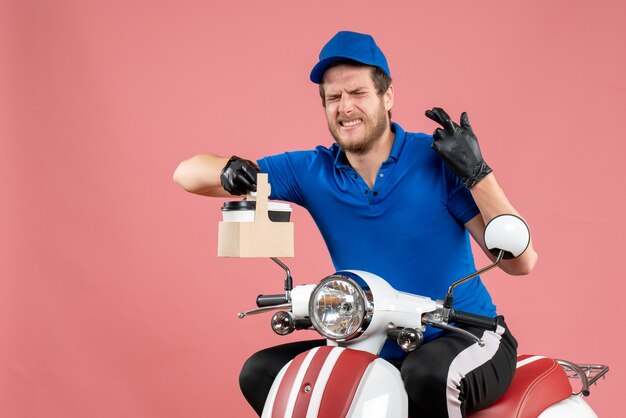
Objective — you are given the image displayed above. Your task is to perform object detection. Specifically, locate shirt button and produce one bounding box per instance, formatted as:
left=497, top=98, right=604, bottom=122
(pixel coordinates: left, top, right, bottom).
left=364, top=190, right=369, bottom=194
left=379, top=173, right=384, bottom=178
left=373, top=191, right=378, bottom=196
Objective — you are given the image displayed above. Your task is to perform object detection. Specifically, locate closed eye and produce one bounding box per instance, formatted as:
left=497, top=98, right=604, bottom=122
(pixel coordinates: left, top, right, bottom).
left=348, top=89, right=370, bottom=97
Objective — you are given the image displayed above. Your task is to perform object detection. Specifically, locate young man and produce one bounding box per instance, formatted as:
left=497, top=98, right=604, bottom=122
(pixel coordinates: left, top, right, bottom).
left=174, top=31, right=537, bottom=417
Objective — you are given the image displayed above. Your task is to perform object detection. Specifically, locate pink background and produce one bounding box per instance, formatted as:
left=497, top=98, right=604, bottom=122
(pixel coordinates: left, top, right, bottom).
left=2, top=0, right=624, bottom=417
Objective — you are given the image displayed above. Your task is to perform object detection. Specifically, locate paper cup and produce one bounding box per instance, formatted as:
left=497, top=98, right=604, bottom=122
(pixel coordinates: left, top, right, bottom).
left=221, top=201, right=292, bottom=222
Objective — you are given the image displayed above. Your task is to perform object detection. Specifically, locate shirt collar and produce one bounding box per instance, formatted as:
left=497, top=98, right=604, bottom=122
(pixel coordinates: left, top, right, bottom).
left=333, top=143, right=350, bottom=168
left=387, top=122, right=405, bottom=163
left=333, top=122, right=406, bottom=168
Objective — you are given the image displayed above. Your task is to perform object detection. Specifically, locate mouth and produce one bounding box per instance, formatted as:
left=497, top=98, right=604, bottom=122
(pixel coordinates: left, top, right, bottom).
left=339, top=118, right=363, bottom=128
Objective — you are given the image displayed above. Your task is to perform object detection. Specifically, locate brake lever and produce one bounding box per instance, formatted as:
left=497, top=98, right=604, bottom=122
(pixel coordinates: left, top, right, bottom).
left=423, top=316, right=485, bottom=347
left=237, top=303, right=291, bottom=318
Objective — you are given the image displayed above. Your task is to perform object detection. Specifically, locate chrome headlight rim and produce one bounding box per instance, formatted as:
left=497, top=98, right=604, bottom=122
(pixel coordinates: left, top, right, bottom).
left=308, top=272, right=374, bottom=342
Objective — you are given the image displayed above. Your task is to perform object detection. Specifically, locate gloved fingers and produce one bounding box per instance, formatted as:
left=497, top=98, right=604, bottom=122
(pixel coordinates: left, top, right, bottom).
left=240, top=165, right=258, bottom=191
left=241, top=163, right=258, bottom=180
left=236, top=175, right=255, bottom=193
left=432, top=127, right=444, bottom=141
left=221, top=156, right=259, bottom=195
left=433, top=107, right=451, bottom=122
left=426, top=107, right=458, bottom=136
left=425, top=107, right=451, bottom=126
left=425, top=109, right=439, bottom=124
left=460, top=112, right=473, bottom=133
left=443, top=118, right=456, bottom=135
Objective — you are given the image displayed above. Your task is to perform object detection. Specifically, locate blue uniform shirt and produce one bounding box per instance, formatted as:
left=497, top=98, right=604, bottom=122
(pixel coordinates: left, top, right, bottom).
left=258, top=123, right=497, bottom=359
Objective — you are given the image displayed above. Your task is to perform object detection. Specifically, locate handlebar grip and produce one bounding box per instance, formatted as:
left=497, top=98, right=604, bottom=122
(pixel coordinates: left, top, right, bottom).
left=386, top=328, right=402, bottom=341
left=256, top=294, right=288, bottom=307
left=294, top=319, right=312, bottom=330
left=450, top=310, right=498, bottom=331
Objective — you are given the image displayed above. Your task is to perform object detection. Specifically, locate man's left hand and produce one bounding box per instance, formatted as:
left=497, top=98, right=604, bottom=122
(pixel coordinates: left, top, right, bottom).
left=425, top=107, right=492, bottom=189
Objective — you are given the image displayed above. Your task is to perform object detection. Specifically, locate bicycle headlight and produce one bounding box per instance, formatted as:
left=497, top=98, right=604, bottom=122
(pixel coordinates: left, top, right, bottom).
left=308, top=273, right=373, bottom=341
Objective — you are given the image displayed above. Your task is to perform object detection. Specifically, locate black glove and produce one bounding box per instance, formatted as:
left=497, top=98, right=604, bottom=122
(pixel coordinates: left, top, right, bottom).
left=425, top=107, right=492, bottom=189
left=220, top=156, right=259, bottom=195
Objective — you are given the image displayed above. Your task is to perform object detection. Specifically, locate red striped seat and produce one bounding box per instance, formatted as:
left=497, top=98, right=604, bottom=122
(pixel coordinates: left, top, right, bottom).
left=470, top=355, right=573, bottom=418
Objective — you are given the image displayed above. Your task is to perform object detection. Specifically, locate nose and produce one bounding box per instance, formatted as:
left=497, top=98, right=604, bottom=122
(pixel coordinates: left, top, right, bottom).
left=338, top=94, right=353, bottom=114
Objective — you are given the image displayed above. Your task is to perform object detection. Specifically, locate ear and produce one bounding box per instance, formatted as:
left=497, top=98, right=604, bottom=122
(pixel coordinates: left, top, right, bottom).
left=383, top=85, right=394, bottom=111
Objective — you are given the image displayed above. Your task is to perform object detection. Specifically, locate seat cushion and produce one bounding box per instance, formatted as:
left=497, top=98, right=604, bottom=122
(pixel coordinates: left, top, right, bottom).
left=469, top=355, right=573, bottom=418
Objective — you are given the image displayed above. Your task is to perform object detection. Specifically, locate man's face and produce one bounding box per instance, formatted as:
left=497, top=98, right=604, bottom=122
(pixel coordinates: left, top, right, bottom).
left=322, top=65, right=393, bottom=155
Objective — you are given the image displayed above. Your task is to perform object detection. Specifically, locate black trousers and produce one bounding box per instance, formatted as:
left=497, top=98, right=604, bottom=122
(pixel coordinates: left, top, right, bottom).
left=239, top=317, right=517, bottom=417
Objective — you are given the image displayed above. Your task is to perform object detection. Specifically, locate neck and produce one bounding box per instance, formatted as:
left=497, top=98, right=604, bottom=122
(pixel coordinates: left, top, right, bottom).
left=345, top=124, right=395, bottom=189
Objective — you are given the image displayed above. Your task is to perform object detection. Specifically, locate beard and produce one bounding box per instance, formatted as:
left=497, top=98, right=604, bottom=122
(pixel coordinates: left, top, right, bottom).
left=327, top=100, right=389, bottom=155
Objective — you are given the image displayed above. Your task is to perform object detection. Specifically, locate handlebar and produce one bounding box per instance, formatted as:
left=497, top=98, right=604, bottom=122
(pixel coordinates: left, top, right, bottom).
left=294, top=319, right=313, bottom=330
left=256, top=294, right=288, bottom=307
left=238, top=293, right=290, bottom=319
left=449, top=310, right=498, bottom=332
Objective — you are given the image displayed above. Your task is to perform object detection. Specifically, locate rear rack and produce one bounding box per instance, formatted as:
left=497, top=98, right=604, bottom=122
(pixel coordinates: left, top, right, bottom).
left=556, top=360, right=609, bottom=397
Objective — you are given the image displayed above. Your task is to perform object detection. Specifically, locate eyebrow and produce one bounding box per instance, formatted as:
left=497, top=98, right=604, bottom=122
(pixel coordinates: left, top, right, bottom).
left=327, top=87, right=369, bottom=95
left=324, top=85, right=371, bottom=98
left=347, top=87, right=370, bottom=94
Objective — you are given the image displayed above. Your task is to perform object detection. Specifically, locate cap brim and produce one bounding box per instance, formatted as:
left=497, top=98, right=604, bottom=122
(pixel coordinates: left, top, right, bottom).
left=309, top=55, right=379, bottom=84
left=310, top=57, right=341, bottom=83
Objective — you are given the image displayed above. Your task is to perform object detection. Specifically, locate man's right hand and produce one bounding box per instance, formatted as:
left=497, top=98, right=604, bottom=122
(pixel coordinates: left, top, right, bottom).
left=220, top=156, right=259, bottom=195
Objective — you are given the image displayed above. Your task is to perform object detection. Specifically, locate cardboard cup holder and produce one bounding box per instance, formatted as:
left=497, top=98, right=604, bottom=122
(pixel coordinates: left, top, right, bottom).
left=217, top=173, right=294, bottom=257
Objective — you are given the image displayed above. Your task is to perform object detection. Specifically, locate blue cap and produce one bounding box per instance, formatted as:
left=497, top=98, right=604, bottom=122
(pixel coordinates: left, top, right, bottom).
left=310, top=31, right=390, bottom=84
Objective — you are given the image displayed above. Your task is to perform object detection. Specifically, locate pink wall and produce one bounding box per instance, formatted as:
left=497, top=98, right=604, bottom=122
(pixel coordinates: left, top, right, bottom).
left=2, top=0, right=624, bottom=416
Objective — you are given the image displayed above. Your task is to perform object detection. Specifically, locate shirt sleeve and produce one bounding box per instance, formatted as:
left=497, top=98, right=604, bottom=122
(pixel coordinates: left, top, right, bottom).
left=443, top=162, right=480, bottom=224
left=257, top=151, right=316, bottom=207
